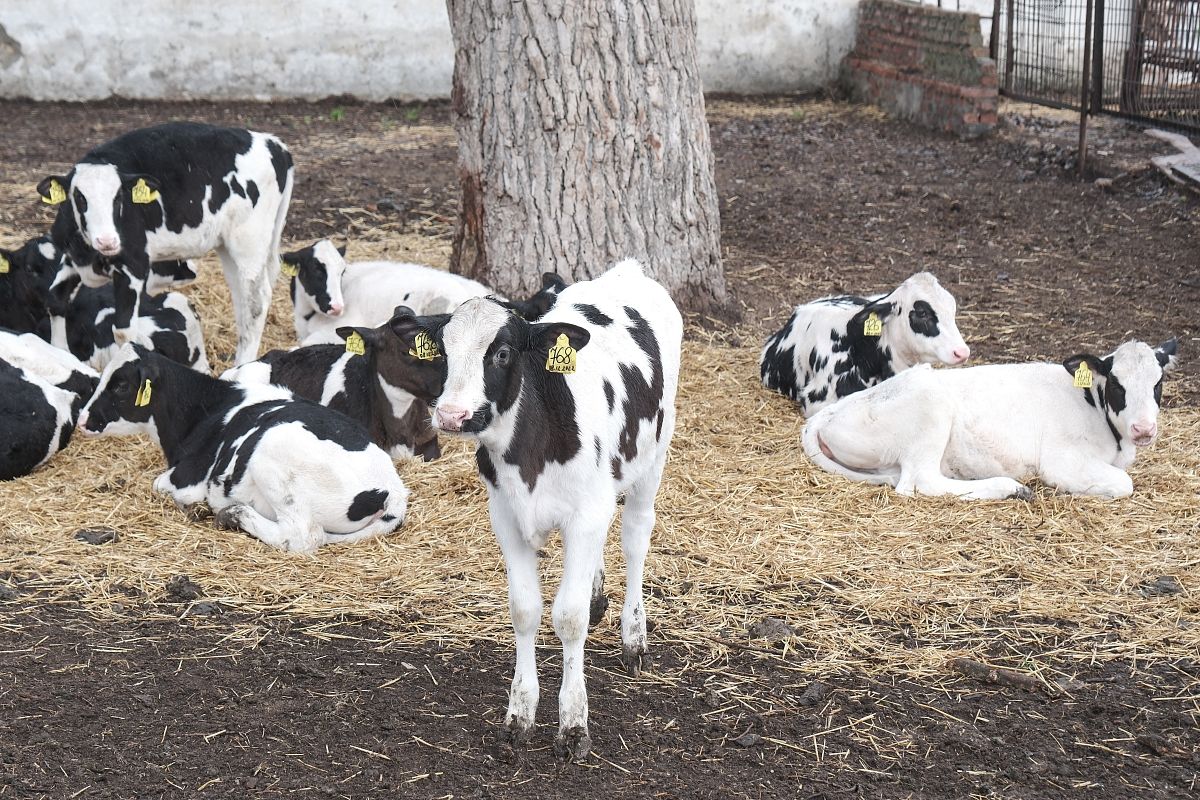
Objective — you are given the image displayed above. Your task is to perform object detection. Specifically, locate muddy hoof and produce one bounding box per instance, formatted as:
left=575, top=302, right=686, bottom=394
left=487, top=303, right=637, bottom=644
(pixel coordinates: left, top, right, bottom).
left=554, top=726, right=591, bottom=762
left=182, top=502, right=213, bottom=522
left=501, top=719, right=532, bottom=748
left=1010, top=485, right=1034, bottom=501
left=621, top=645, right=650, bottom=677
left=589, top=593, right=609, bottom=628
left=213, top=505, right=243, bottom=531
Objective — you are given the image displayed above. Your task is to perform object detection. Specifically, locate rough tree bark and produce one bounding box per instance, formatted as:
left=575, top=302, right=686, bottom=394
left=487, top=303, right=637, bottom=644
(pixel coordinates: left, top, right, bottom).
left=445, top=0, right=727, bottom=314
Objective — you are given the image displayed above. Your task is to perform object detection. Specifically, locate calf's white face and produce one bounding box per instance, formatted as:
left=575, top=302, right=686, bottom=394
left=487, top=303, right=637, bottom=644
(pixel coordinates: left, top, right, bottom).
left=1070, top=340, right=1176, bottom=448
left=889, top=273, right=970, bottom=367
left=433, top=299, right=510, bottom=433
left=70, top=164, right=126, bottom=257
left=286, top=239, right=347, bottom=317
left=76, top=344, right=157, bottom=439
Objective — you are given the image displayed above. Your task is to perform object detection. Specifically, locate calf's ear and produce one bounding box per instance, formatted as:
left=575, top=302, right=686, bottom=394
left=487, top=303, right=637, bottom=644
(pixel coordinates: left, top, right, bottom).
left=529, top=322, right=590, bottom=353
left=1155, top=338, right=1178, bottom=371
left=1062, top=353, right=1109, bottom=377
left=541, top=272, right=567, bottom=292
left=336, top=245, right=347, bottom=257
left=37, top=175, right=71, bottom=204
left=336, top=326, right=381, bottom=351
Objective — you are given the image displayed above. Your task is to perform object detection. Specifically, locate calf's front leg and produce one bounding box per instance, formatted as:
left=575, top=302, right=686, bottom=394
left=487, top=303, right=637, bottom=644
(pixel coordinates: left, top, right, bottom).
left=490, top=501, right=543, bottom=745
left=1041, top=456, right=1134, bottom=498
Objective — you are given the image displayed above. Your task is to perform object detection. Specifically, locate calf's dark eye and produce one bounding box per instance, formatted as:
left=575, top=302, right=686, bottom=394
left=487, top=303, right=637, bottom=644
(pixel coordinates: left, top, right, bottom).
left=73, top=189, right=88, bottom=212
left=493, top=346, right=511, bottom=367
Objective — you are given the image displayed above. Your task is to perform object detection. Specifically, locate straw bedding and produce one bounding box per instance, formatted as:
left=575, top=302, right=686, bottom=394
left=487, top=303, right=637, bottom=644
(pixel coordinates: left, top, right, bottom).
left=1, top=241, right=1196, bottom=682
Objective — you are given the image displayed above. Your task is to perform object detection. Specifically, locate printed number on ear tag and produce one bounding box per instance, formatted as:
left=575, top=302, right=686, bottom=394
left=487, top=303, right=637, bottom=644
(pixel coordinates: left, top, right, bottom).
left=280, top=261, right=299, bottom=277
left=545, top=333, right=577, bottom=374
left=863, top=312, right=883, bottom=337
left=42, top=179, right=67, bottom=205
left=0, top=255, right=9, bottom=274
left=1073, top=362, right=1093, bottom=389
left=345, top=332, right=366, bottom=356
left=131, top=178, right=160, bottom=204
left=409, top=330, right=440, bottom=361
left=134, top=379, right=153, bottom=407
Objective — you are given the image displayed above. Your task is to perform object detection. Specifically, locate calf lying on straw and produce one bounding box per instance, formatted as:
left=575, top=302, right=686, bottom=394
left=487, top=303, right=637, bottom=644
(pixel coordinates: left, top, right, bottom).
left=77, top=344, right=408, bottom=552
left=804, top=339, right=1177, bottom=499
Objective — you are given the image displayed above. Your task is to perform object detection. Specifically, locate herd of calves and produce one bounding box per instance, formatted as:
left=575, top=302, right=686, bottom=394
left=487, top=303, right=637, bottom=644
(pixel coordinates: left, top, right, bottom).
left=0, top=121, right=1177, bottom=759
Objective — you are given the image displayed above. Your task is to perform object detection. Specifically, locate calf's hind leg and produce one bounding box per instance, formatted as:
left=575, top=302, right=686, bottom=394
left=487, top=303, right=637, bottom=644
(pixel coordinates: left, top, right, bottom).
left=217, top=240, right=275, bottom=365
left=214, top=502, right=324, bottom=553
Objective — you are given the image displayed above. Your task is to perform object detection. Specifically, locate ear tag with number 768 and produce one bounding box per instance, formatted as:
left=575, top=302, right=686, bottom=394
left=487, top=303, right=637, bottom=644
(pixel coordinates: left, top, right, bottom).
left=545, top=334, right=577, bottom=374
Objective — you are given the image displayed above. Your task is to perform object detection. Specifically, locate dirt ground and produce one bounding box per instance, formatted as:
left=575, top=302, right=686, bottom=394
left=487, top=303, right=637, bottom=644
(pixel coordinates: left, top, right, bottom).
left=1, top=96, right=1198, bottom=798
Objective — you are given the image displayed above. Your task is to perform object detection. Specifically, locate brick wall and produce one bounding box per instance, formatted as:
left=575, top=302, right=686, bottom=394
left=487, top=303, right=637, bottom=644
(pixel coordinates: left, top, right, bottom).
left=841, top=0, right=998, bottom=138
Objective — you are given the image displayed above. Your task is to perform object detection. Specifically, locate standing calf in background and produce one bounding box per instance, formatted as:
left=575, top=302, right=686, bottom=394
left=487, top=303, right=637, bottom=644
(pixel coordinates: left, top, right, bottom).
left=424, top=260, right=682, bottom=761
left=803, top=339, right=1177, bottom=499
left=40, top=121, right=293, bottom=364
left=283, top=239, right=566, bottom=344
left=760, top=272, right=970, bottom=414
left=0, top=331, right=98, bottom=480
left=223, top=307, right=447, bottom=460
left=77, top=345, right=408, bottom=552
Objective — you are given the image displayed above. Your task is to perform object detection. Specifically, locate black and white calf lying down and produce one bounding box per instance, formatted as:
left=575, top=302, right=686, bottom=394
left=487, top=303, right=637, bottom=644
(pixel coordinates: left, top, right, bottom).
left=761, top=272, right=970, bottom=414
left=0, top=331, right=97, bottom=480
left=283, top=239, right=566, bottom=344
left=77, top=345, right=408, bottom=552
left=420, top=260, right=682, bottom=760
left=223, top=307, right=447, bottom=461
left=0, top=235, right=207, bottom=371
left=40, top=121, right=293, bottom=364
left=803, top=339, right=1177, bottom=499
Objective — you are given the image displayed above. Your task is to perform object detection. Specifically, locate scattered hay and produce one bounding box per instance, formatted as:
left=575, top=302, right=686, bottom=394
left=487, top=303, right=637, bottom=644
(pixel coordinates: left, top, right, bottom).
left=0, top=251, right=1196, bottom=683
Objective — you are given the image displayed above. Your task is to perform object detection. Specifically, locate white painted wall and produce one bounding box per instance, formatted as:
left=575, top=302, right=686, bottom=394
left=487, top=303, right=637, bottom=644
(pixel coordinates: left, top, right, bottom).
left=0, top=1, right=864, bottom=101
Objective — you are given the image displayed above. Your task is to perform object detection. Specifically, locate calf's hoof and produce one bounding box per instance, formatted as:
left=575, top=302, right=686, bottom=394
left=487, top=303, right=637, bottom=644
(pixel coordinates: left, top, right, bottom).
left=588, top=592, right=609, bottom=629
left=553, top=726, right=592, bottom=762
left=501, top=717, right=533, bottom=748
left=213, top=505, right=244, bottom=531
left=620, top=644, right=651, bottom=677
left=1009, top=485, right=1034, bottom=502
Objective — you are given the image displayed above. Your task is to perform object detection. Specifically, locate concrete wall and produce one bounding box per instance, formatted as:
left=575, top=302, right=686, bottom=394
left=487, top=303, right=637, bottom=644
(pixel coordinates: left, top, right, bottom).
left=0, top=1, right=861, bottom=101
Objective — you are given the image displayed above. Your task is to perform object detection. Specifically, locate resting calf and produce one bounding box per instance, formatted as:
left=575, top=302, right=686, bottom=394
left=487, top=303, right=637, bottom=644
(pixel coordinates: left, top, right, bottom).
left=77, top=345, right=408, bottom=552
left=803, top=339, right=1177, bottom=499
left=223, top=307, right=445, bottom=460
left=761, top=272, right=969, bottom=414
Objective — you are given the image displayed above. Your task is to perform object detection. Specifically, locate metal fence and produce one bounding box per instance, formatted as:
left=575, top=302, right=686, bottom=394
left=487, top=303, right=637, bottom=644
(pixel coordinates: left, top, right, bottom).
left=992, top=0, right=1200, bottom=131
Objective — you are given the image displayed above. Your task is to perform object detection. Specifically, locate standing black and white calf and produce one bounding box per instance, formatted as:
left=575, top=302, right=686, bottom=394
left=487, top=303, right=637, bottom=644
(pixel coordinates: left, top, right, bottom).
left=0, top=330, right=98, bottom=480
left=420, top=260, right=682, bottom=760
left=77, top=345, right=408, bottom=552
left=760, top=272, right=970, bottom=414
left=40, top=122, right=293, bottom=364
left=803, top=339, right=1177, bottom=499
left=223, top=307, right=447, bottom=460
left=283, top=239, right=567, bottom=344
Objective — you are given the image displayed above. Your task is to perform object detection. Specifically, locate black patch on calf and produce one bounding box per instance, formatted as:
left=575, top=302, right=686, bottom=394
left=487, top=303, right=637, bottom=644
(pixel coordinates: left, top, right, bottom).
left=575, top=303, right=613, bottom=327
left=0, top=360, right=62, bottom=480
left=603, top=379, right=615, bottom=413
left=476, top=446, right=497, bottom=486
left=246, top=181, right=260, bottom=206
left=656, top=409, right=665, bottom=440
left=908, top=300, right=940, bottom=337
left=616, top=307, right=664, bottom=462
left=611, top=456, right=623, bottom=480
left=760, top=312, right=800, bottom=400
left=230, top=176, right=246, bottom=198
left=347, top=489, right=388, bottom=522
left=1103, top=373, right=1127, bottom=415
left=266, top=139, right=293, bottom=193
left=208, top=178, right=231, bottom=215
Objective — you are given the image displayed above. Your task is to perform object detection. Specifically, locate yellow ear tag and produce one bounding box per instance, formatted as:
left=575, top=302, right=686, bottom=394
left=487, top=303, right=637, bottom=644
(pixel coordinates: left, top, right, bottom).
left=130, top=178, right=160, bottom=204
left=280, top=261, right=299, bottom=277
left=134, top=379, right=153, bottom=407
left=42, top=179, right=67, bottom=205
left=1073, top=362, right=1093, bottom=389
left=545, top=333, right=577, bottom=374
left=863, top=312, right=883, bottom=337
left=345, top=331, right=366, bottom=356
left=0, top=255, right=9, bottom=274
left=409, top=330, right=440, bottom=361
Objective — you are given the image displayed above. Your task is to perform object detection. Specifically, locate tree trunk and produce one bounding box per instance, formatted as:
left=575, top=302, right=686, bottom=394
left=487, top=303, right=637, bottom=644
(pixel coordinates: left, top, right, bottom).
left=446, top=0, right=726, bottom=314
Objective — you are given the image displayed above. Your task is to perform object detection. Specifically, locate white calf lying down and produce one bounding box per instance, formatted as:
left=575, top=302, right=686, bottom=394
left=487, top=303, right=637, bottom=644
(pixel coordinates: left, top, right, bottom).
left=77, top=344, right=408, bottom=552
left=760, top=272, right=970, bottom=415
left=284, top=239, right=566, bottom=344
left=422, top=259, right=682, bottom=760
left=803, top=339, right=1177, bottom=499
left=0, top=331, right=98, bottom=480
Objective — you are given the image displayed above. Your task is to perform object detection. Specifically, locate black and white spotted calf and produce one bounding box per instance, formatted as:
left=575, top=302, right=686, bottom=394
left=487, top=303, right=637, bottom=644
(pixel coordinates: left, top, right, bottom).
left=417, top=260, right=682, bottom=760
left=0, top=330, right=98, bottom=480
left=284, top=238, right=567, bottom=344
left=0, top=235, right=207, bottom=371
left=760, top=272, right=970, bottom=415
left=40, top=122, right=293, bottom=364
left=77, top=345, right=408, bottom=553
left=223, top=306, right=446, bottom=461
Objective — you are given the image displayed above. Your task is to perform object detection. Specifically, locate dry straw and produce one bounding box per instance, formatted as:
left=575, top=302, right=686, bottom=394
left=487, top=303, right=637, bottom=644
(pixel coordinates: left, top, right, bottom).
left=1, top=247, right=1197, bottom=682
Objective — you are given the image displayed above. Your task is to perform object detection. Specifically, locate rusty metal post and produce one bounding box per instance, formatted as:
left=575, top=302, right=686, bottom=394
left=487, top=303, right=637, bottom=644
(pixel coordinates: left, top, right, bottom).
left=1078, top=0, right=1095, bottom=179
